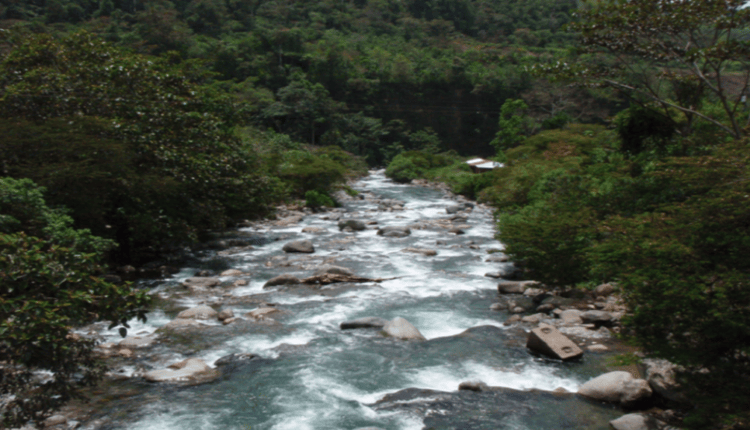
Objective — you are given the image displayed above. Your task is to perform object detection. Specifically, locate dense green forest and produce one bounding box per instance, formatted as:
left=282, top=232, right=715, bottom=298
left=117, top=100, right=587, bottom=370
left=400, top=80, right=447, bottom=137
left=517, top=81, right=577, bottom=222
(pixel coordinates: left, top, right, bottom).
left=1, top=0, right=749, bottom=428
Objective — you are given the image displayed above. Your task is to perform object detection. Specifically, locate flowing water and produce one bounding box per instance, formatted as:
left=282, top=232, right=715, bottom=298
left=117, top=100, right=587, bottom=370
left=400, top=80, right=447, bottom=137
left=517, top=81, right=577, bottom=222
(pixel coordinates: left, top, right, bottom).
left=80, top=171, right=624, bottom=430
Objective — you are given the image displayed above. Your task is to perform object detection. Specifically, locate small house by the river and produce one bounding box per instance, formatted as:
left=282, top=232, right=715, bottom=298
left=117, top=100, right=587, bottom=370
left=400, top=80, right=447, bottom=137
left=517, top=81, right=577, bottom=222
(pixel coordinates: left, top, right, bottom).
left=466, top=158, right=503, bottom=173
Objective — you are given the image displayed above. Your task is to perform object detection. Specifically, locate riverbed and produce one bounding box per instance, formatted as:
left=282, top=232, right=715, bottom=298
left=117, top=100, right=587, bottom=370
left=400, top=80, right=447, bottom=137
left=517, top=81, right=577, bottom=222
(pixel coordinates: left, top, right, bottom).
left=77, top=170, right=626, bottom=430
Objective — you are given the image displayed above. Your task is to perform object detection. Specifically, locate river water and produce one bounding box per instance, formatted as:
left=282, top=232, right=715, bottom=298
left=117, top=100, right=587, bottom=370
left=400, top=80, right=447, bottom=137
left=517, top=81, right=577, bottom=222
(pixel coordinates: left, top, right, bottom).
left=80, top=170, right=623, bottom=430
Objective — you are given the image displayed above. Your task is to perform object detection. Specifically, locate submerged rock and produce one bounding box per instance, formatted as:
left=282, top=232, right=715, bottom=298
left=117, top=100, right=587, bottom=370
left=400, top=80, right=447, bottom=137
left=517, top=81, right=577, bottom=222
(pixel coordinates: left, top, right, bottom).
left=246, top=307, right=280, bottom=320
left=377, top=226, right=411, bottom=238
left=215, top=352, right=258, bottom=367
left=340, top=317, right=389, bottom=330
left=401, top=247, right=437, bottom=256
left=337, top=219, right=366, bottom=231
left=382, top=317, right=426, bottom=340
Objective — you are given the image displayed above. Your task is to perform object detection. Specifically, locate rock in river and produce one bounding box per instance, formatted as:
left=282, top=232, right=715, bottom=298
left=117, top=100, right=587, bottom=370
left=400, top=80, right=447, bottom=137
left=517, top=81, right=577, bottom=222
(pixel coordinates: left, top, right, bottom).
left=578, top=371, right=652, bottom=407
left=377, top=226, right=411, bottom=237
left=177, top=305, right=218, bottom=320
left=314, top=265, right=354, bottom=276
left=181, top=277, right=221, bottom=289
left=282, top=239, right=315, bottom=253
left=338, top=219, right=367, bottom=231
left=526, top=323, right=583, bottom=361
left=143, top=358, right=219, bottom=383
left=609, top=413, right=662, bottom=430
left=263, top=274, right=301, bottom=288
left=382, top=317, right=426, bottom=340
left=401, top=247, right=437, bottom=256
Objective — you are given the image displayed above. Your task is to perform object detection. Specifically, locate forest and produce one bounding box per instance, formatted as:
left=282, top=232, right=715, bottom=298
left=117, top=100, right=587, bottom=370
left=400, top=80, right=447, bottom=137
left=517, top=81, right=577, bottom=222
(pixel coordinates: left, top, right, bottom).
left=0, top=0, right=749, bottom=428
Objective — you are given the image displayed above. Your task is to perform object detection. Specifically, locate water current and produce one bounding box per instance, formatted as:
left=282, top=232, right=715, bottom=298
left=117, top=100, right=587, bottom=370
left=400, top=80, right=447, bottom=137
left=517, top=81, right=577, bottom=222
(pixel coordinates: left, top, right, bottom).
left=80, top=170, right=624, bottom=430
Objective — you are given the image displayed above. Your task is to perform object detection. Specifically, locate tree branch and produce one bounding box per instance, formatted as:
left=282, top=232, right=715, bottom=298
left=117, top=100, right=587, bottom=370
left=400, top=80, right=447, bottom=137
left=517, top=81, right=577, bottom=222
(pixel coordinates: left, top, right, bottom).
left=603, top=79, right=739, bottom=138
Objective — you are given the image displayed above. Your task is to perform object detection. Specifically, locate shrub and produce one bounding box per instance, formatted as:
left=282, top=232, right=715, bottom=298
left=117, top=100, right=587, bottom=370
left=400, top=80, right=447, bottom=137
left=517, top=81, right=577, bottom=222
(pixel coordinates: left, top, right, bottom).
left=385, top=154, right=421, bottom=183
left=0, top=177, right=151, bottom=427
left=304, top=190, right=336, bottom=209
left=277, top=150, right=346, bottom=196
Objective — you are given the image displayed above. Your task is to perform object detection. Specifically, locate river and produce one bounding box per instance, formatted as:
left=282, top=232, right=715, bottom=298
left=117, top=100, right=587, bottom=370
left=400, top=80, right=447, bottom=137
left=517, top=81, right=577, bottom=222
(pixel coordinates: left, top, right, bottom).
left=78, top=170, right=624, bottom=430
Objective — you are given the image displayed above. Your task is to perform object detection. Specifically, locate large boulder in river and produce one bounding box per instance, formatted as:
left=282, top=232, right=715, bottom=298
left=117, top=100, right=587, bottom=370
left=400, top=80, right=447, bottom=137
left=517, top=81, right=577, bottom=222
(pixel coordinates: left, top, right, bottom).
left=282, top=240, right=315, bottom=253
left=143, top=358, right=219, bottom=383
left=382, top=317, right=426, bottom=340
left=338, top=219, right=367, bottom=231
left=526, top=323, right=583, bottom=361
left=578, top=371, right=652, bottom=407
left=177, top=305, right=218, bottom=320
left=377, top=226, right=411, bottom=238
left=340, top=317, right=390, bottom=330
left=263, top=274, right=301, bottom=288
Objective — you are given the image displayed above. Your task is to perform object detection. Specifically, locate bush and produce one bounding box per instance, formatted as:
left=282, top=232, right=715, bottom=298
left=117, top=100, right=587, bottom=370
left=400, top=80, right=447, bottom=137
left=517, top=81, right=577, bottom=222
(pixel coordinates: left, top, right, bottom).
left=304, top=190, right=336, bottom=209
left=0, top=177, right=151, bottom=427
left=385, top=154, right=421, bottom=183
left=384, top=150, right=455, bottom=183
left=277, top=150, right=347, bottom=196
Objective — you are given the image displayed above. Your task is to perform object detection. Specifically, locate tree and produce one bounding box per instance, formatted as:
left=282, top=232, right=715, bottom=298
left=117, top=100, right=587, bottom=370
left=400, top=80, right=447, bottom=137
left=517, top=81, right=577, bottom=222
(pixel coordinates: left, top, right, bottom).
left=490, top=98, right=531, bottom=151
left=538, top=0, right=750, bottom=139
left=0, top=30, right=278, bottom=262
left=260, top=74, right=344, bottom=145
left=0, top=177, right=151, bottom=427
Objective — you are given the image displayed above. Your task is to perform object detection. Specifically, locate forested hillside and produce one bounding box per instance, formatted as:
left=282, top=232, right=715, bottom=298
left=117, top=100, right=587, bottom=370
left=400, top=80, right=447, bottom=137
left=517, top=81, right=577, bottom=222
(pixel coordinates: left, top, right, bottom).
left=0, top=0, right=612, bottom=161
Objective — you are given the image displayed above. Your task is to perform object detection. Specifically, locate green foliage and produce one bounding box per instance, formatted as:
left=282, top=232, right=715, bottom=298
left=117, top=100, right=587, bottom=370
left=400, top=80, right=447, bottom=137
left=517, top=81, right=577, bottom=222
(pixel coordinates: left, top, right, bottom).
left=276, top=149, right=347, bottom=196
left=490, top=123, right=750, bottom=427
left=385, top=154, right=422, bottom=183
left=490, top=99, right=531, bottom=152
left=304, top=190, right=336, bottom=209
left=614, top=105, right=677, bottom=155
left=541, top=0, right=750, bottom=140
left=0, top=31, right=280, bottom=261
left=384, top=150, right=454, bottom=183
left=0, top=177, right=151, bottom=427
